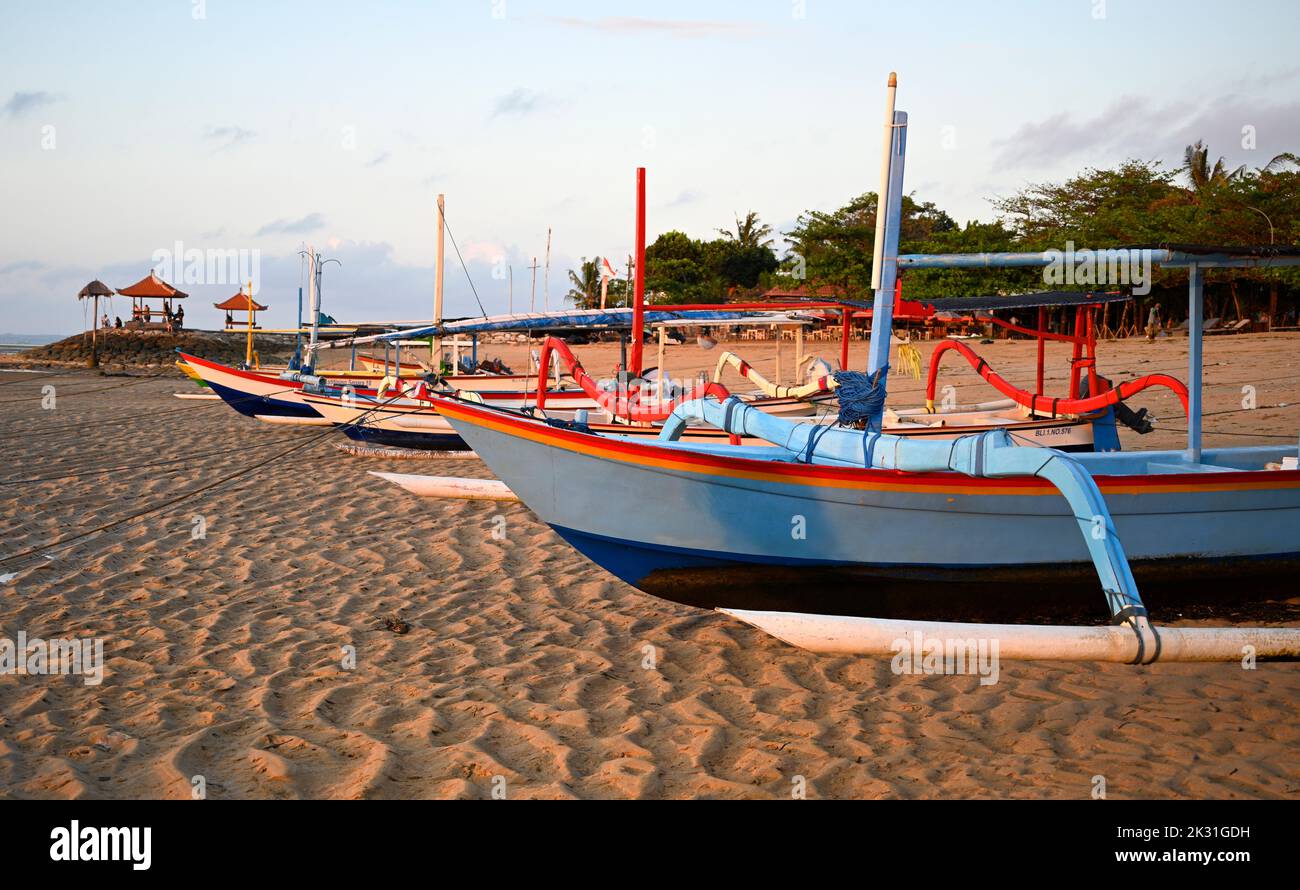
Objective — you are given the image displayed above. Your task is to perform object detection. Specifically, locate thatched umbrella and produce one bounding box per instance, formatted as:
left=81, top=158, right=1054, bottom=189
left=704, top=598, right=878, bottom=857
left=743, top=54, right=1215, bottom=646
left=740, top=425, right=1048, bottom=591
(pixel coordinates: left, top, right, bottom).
left=78, top=279, right=114, bottom=367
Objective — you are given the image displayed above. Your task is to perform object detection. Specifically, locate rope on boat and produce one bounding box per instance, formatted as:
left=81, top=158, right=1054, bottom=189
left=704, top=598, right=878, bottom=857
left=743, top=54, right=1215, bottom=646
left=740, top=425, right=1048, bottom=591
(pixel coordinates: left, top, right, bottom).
left=833, top=366, right=890, bottom=428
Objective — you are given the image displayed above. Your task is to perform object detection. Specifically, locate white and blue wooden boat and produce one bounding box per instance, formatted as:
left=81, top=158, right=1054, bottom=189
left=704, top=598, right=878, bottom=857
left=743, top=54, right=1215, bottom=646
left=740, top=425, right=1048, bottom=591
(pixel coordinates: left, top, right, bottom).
left=425, top=73, right=1300, bottom=662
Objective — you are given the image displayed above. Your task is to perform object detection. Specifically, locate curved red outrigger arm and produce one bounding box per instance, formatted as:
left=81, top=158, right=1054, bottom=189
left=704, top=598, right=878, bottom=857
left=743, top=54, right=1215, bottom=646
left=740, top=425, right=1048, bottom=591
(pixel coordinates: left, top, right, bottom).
left=536, top=336, right=733, bottom=424
left=924, top=339, right=1189, bottom=419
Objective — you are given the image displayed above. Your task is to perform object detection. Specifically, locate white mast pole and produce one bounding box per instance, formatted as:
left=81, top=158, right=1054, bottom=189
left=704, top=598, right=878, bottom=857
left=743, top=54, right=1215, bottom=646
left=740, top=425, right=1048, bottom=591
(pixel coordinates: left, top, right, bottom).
left=434, top=193, right=446, bottom=370
left=306, top=244, right=320, bottom=370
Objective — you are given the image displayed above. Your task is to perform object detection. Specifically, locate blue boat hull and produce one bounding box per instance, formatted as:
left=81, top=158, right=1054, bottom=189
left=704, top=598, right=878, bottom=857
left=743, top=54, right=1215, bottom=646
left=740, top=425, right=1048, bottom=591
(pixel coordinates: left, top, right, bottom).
left=551, top=523, right=1300, bottom=618
left=207, top=380, right=322, bottom=419
left=434, top=397, right=1300, bottom=616
left=340, top=424, right=466, bottom=451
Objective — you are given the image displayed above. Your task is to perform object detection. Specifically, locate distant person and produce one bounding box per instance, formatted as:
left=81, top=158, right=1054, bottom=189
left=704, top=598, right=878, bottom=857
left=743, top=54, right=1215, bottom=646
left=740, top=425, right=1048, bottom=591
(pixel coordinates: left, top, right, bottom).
left=143, top=307, right=152, bottom=323
left=1145, top=304, right=1161, bottom=342
left=225, top=311, right=233, bottom=328
left=100, top=313, right=109, bottom=329
left=175, top=305, right=184, bottom=329
left=114, top=316, right=123, bottom=329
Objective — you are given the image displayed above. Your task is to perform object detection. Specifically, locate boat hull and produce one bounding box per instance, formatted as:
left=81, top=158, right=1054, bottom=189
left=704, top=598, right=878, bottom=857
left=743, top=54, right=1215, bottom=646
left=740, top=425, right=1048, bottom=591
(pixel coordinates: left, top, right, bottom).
left=180, top=353, right=325, bottom=419
left=434, top=397, right=1300, bottom=616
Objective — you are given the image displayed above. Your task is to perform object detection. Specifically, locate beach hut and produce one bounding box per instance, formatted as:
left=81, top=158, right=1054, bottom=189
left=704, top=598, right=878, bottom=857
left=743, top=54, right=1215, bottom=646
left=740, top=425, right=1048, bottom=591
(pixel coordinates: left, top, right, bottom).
left=117, top=272, right=188, bottom=330
left=215, top=285, right=267, bottom=366
left=77, top=279, right=114, bottom=368
left=213, top=290, right=267, bottom=331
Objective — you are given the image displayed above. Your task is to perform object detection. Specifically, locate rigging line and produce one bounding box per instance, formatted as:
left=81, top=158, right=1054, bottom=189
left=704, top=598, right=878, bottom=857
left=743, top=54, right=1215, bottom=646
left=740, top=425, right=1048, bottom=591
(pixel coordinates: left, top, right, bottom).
left=0, top=421, right=343, bottom=569
left=0, top=436, right=305, bottom=487
left=0, top=370, right=73, bottom=386
left=440, top=209, right=488, bottom=318
left=0, top=388, right=417, bottom=567
left=0, top=400, right=224, bottom=442
left=0, top=374, right=164, bottom=404
left=0, top=385, right=304, bottom=442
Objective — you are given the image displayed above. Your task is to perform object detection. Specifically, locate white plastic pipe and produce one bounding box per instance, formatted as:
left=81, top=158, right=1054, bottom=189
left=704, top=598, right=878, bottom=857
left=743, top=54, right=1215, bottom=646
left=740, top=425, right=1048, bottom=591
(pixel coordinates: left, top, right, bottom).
left=369, top=471, right=518, bottom=501
left=253, top=415, right=332, bottom=426
left=721, top=609, right=1300, bottom=663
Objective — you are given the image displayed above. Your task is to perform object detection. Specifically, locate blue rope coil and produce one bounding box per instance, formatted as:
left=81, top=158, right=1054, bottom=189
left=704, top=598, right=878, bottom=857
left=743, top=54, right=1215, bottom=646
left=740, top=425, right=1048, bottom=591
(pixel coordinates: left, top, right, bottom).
left=834, top=365, right=889, bottom=430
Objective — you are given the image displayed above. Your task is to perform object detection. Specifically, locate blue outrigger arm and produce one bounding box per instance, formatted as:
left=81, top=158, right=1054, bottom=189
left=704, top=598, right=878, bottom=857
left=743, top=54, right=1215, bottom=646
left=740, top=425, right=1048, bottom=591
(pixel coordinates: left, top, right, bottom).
left=661, top=396, right=1161, bottom=663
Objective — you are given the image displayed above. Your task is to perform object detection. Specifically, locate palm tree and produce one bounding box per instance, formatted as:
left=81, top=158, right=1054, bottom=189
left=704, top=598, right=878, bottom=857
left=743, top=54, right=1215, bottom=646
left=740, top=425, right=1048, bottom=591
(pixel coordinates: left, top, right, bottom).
left=566, top=258, right=601, bottom=309
left=1260, top=152, right=1300, bottom=174
left=718, top=211, right=774, bottom=249
left=1181, top=140, right=1246, bottom=194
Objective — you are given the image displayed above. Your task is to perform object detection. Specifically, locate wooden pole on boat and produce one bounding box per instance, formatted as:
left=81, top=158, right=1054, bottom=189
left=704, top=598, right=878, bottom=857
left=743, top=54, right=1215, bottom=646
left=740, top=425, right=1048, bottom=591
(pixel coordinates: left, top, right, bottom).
left=543, top=227, right=552, bottom=312
left=245, top=279, right=255, bottom=367
left=631, top=167, right=647, bottom=376
left=867, top=74, right=907, bottom=379
left=868, top=73, right=897, bottom=298
left=774, top=325, right=782, bottom=385
left=840, top=309, right=851, bottom=369
left=434, top=194, right=446, bottom=371
left=306, top=245, right=320, bottom=372
left=1187, top=263, right=1204, bottom=462
left=795, top=323, right=804, bottom=378
left=657, top=326, right=667, bottom=402
left=1035, top=306, right=1046, bottom=395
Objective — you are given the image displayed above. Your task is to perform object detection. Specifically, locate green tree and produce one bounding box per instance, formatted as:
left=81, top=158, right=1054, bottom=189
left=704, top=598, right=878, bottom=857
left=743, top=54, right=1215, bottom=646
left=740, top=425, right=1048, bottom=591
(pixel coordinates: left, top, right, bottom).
left=1181, top=140, right=1246, bottom=196
left=565, top=258, right=601, bottom=309
left=717, top=211, right=774, bottom=249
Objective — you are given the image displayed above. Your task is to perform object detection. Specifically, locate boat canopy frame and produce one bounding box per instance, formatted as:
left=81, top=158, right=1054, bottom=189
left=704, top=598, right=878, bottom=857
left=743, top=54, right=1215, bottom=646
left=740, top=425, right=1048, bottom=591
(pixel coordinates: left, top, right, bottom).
left=896, top=249, right=1300, bottom=463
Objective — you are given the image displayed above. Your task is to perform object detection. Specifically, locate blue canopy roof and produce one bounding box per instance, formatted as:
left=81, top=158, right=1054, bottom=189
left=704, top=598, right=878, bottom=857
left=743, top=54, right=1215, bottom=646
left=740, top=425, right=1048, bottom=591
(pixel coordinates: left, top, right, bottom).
left=375, top=307, right=802, bottom=341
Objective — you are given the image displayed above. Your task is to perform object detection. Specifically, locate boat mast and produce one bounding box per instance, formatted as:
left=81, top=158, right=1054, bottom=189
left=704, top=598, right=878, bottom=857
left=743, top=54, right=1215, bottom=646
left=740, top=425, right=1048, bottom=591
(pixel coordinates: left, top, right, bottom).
left=245, top=279, right=255, bottom=367
left=434, top=193, right=446, bottom=371
left=543, top=227, right=552, bottom=312
left=631, top=166, right=647, bottom=376
left=867, top=72, right=907, bottom=380
left=306, top=244, right=320, bottom=372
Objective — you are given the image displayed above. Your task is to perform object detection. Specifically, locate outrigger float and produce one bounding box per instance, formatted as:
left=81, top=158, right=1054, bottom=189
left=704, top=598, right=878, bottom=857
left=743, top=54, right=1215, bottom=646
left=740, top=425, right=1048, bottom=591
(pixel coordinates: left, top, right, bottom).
left=429, top=73, right=1300, bottom=663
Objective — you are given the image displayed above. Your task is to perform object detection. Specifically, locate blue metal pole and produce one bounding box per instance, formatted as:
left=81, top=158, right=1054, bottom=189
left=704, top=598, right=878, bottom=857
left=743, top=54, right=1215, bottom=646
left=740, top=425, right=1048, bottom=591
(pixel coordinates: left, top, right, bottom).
left=292, top=285, right=303, bottom=370
left=867, top=110, right=908, bottom=376
left=1186, top=264, right=1204, bottom=463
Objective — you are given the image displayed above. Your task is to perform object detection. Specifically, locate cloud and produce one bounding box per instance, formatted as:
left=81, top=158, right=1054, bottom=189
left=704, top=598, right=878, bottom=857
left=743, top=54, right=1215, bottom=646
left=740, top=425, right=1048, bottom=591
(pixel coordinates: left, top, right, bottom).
left=992, top=93, right=1300, bottom=173
left=254, top=213, right=326, bottom=237
left=0, top=259, right=46, bottom=275
left=547, top=16, right=760, bottom=39
left=664, top=189, right=704, bottom=207
left=492, top=88, right=547, bottom=118
left=204, top=125, right=255, bottom=151
left=365, top=151, right=390, bottom=168
left=2, top=91, right=58, bottom=118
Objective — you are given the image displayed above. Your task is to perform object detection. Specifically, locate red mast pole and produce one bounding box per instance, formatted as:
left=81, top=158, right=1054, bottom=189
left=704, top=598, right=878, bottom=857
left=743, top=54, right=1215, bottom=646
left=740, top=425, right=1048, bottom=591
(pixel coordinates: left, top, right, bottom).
left=1035, top=306, right=1046, bottom=396
left=631, top=167, right=646, bottom=376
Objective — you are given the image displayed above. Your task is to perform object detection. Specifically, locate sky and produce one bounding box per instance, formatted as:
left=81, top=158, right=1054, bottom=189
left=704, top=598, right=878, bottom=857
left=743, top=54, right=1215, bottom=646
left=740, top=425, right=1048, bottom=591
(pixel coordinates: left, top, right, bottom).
left=2, top=0, right=1298, bottom=335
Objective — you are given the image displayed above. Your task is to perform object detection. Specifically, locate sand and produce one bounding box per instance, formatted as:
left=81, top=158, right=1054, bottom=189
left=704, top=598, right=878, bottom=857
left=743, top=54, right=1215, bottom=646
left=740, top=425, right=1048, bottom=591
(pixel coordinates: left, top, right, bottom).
left=1, top=331, right=1298, bottom=799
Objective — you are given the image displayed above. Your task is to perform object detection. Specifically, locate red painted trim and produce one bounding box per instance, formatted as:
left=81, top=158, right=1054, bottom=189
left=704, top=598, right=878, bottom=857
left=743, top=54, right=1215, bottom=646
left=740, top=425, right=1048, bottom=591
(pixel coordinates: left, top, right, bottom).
left=430, top=394, right=1297, bottom=495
